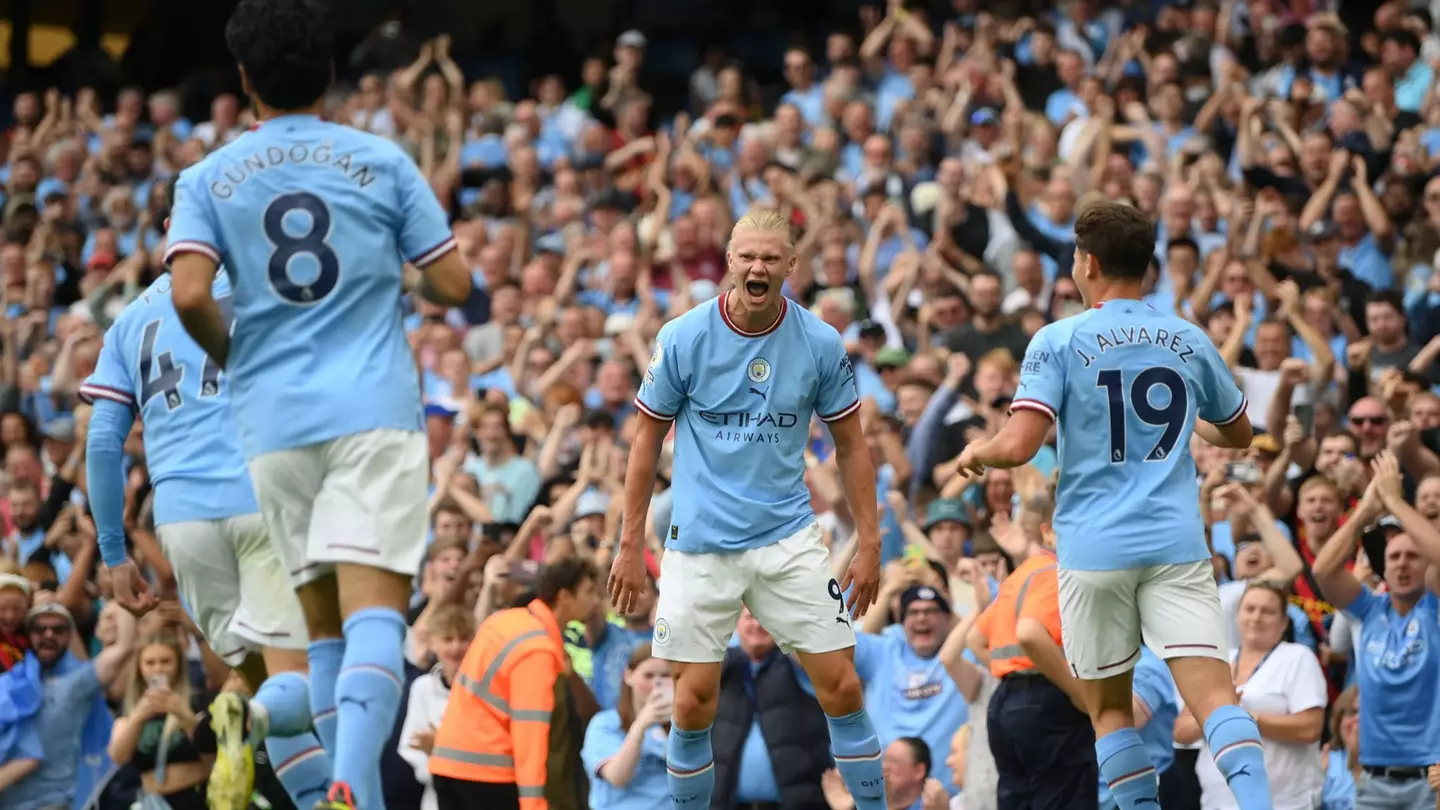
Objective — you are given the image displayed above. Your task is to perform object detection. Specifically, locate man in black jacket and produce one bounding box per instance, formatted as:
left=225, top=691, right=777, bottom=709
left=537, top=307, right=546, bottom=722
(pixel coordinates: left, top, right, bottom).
left=709, top=609, right=833, bottom=810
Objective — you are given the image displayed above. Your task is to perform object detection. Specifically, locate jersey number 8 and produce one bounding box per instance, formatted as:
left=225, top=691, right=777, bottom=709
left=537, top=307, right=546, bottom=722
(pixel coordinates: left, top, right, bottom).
left=264, top=192, right=340, bottom=304
left=1096, top=366, right=1188, bottom=464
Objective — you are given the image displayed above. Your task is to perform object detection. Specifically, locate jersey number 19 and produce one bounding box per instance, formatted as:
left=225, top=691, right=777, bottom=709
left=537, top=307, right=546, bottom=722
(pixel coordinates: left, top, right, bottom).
left=1096, top=366, right=1188, bottom=464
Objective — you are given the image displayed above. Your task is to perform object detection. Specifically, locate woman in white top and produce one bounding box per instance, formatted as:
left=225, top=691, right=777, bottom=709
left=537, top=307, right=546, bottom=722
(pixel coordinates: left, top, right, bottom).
left=1178, top=582, right=1328, bottom=810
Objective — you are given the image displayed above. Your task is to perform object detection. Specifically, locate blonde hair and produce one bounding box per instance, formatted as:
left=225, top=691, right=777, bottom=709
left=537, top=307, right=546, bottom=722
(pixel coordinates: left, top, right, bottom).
left=426, top=604, right=476, bottom=641
left=1297, top=475, right=1340, bottom=501
left=976, top=347, right=1018, bottom=377
left=730, top=208, right=794, bottom=251
left=124, top=634, right=193, bottom=749
left=1330, top=685, right=1359, bottom=773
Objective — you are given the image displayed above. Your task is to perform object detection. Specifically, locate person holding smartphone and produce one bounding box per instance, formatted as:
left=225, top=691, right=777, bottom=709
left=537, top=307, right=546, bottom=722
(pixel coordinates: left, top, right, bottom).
left=580, top=643, right=674, bottom=810
left=107, top=633, right=217, bottom=810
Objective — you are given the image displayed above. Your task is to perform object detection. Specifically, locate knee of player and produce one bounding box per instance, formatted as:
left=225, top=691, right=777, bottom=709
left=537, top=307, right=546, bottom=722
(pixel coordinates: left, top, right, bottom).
left=809, top=661, right=864, bottom=711
left=672, top=677, right=720, bottom=719
left=1083, top=675, right=1138, bottom=724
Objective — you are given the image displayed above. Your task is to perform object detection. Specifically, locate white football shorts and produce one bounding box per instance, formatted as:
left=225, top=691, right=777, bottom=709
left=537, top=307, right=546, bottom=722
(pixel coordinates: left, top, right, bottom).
left=248, top=428, right=429, bottom=588
left=156, top=513, right=308, bottom=666
left=652, top=522, right=857, bottom=663
left=1057, top=560, right=1228, bottom=680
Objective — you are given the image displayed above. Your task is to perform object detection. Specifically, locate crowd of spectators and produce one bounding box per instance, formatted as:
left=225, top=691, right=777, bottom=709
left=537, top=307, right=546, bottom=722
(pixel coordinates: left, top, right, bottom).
left=6, top=0, right=1440, bottom=808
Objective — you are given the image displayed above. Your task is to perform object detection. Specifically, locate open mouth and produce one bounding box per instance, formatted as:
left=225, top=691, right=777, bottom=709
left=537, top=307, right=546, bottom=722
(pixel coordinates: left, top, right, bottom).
left=744, top=280, right=770, bottom=299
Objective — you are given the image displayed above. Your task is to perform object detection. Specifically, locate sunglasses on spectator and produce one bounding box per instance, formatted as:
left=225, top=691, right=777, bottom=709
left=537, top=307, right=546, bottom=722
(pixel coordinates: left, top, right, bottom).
left=32, top=622, right=70, bottom=637
left=1350, top=415, right=1387, bottom=426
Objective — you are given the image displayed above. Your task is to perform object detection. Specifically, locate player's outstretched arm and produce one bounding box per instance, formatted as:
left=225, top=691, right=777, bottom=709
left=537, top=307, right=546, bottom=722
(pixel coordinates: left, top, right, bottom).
left=955, top=409, right=1051, bottom=478
left=1195, top=414, right=1254, bottom=450
left=608, top=412, right=668, bottom=613
left=84, top=398, right=160, bottom=616
left=830, top=410, right=882, bottom=617
left=170, top=254, right=230, bottom=369
left=84, top=398, right=137, bottom=569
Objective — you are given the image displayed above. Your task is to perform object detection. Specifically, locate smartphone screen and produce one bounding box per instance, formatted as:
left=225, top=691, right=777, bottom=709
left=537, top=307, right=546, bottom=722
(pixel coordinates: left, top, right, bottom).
left=1293, top=403, right=1314, bottom=436
left=1225, top=461, right=1263, bottom=484
left=146, top=674, right=170, bottom=691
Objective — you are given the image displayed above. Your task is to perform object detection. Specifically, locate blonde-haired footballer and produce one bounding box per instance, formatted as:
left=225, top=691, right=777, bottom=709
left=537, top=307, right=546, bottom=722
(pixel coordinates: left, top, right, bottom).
left=609, top=208, right=889, bottom=809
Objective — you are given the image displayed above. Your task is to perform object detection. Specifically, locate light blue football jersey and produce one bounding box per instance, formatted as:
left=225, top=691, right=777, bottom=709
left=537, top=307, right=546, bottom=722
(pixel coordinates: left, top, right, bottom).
left=636, top=293, right=860, bottom=554
left=165, top=114, right=456, bottom=458
left=80, top=273, right=259, bottom=527
left=1013, top=299, right=1246, bottom=571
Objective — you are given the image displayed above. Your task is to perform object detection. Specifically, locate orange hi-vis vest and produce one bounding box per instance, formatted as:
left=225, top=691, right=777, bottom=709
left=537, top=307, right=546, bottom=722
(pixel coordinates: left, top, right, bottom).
left=974, top=549, right=1061, bottom=679
left=430, top=598, right=566, bottom=810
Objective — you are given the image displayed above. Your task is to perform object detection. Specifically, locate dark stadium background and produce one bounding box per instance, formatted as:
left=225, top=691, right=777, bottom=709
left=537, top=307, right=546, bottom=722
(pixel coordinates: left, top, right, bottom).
left=0, top=0, right=1386, bottom=130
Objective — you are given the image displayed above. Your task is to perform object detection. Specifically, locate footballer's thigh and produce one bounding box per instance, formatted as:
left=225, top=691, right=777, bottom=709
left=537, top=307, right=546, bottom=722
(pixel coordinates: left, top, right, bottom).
left=156, top=519, right=251, bottom=667
left=1137, top=561, right=1233, bottom=718
left=1136, top=561, right=1228, bottom=663
left=653, top=546, right=748, bottom=664
left=226, top=513, right=309, bottom=653
left=1057, top=566, right=1144, bottom=680
left=249, top=445, right=334, bottom=589
left=744, top=523, right=856, bottom=656
left=308, top=429, right=429, bottom=582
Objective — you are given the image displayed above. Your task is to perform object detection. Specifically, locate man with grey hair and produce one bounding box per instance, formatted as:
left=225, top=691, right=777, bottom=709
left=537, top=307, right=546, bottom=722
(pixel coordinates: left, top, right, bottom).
left=815, top=286, right=859, bottom=342
left=147, top=90, right=192, bottom=140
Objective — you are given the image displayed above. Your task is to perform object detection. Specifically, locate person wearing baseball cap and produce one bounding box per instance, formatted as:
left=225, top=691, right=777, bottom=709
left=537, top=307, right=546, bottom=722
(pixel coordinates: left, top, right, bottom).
left=899, top=585, right=951, bottom=621
left=923, top=499, right=972, bottom=562
left=5, top=602, right=137, bottom=810
left=850, top=578, right=978, bottom=794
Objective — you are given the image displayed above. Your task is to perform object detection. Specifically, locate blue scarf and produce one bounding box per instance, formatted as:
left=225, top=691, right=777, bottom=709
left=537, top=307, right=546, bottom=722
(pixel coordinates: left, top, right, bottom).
left=0, top=652, right=43, bottom=760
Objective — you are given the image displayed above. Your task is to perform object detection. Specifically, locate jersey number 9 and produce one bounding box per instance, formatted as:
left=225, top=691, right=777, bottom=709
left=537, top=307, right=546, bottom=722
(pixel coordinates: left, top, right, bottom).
left=1096, top=366, right=1188, bottom=464
left=264, top=192, right=340, bottom=305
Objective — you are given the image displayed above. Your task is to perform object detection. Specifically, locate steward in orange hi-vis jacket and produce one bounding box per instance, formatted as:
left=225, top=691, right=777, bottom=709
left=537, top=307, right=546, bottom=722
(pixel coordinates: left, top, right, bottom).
left=430, top=557, right=602, bottom=810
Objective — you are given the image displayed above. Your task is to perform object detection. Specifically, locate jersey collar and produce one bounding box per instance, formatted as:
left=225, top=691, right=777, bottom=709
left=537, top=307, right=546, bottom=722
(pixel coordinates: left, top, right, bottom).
left=249, top=113, right=327, bottom=131
left=1091, top=298, right=1154, bottom=311
left=719, top=291, right=788, bottom=338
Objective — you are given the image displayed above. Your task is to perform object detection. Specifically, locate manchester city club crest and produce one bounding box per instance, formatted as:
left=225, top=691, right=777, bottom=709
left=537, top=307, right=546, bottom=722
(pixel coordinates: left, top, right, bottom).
left=747, top=357, right=771, bottom=383
left=654, top=618, right=671, bottom=645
